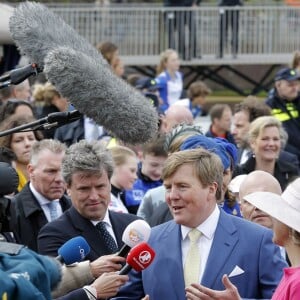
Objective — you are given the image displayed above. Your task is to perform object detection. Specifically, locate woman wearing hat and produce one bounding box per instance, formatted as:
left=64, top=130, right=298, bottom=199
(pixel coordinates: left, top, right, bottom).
left=185, top=177, right=300, bottom=300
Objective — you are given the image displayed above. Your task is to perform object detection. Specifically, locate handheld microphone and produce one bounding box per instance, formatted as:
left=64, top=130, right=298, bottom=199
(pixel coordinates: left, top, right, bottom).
left=119, top=242, right=155, bottom=275
left=116, top=220, right=151, bottom=257
left=9, top=2, right=158, bottom=144
left=0, top=63, right=41, bottom=86
left=56, top=236, right=90, bottom=265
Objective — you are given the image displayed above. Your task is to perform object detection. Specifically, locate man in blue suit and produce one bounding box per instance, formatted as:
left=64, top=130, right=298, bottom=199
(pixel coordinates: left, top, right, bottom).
left=112, top=148, right=287, bottom=300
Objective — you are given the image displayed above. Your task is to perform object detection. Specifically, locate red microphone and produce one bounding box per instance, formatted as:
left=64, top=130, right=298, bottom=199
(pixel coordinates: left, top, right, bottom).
left=119, top=242, right=155, bottom=275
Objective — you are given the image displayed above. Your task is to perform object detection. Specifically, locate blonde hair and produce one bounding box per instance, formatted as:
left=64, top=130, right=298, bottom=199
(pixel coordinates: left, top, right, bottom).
left=109, top=145, right=136, bottom=166
left=248, top=116, right=282, bottom=144
left=32, top=82, right=60, bottom=105
left=156, top=49, right=178, bottom=75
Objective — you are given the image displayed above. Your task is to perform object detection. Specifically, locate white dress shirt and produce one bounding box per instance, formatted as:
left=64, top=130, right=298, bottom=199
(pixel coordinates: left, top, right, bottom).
left=181, top=204, right=220, bottom=283
left=30, top=182, right=63, bottom=222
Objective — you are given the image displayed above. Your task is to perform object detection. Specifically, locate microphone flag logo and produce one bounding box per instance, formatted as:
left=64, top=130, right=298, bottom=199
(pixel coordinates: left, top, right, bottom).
left=128, top=228, right=144, bottom=243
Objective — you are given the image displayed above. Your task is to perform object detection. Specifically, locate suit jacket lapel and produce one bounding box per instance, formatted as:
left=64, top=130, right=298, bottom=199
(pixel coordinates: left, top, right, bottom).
left=108, top=211, right=124, bottom=248
left=201, top=211, right=238, bottom=288
left=68, top=207, right=106, bottom=258
left=153, top=222, right=186, bottom=300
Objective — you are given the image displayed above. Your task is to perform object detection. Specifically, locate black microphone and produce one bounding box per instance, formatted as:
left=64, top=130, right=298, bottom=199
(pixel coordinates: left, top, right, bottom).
left=0, top=63, right=41, bottom=87
left=0, top=110, right=82, bottom=137
left=9, top=2, right=158, bottom=144
left=43, top=110, right=82, bottom=129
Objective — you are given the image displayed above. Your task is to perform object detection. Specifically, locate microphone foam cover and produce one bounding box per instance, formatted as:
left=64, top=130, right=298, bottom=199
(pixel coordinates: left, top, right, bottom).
left=58, top=236, right=90, bottom=265
left=126, top=242, right=155, bottom=272
left=122, top=220, right=151, bottom=248
left=9, top=2, right=104, bottom=68
left=44, top=47, right=158, bottom=144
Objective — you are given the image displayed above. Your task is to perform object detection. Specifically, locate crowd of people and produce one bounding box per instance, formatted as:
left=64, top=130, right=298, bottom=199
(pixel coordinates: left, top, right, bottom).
left=0, top=38, right=300, bottom=300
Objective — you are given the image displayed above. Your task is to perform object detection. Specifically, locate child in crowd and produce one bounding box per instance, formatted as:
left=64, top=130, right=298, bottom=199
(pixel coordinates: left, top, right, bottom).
left=109, top=145, right=138, bottom=213
left=125, top=134, right=167, bottom=214
left=155, top=49, right=183, bottom=112
left=187, top=80, right=211, bottom=118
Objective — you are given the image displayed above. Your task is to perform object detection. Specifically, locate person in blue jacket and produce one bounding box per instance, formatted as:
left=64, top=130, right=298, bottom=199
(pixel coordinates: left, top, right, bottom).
left=155, top=49, right=184, bottom=112
left=126, top=134, right=167, bottom=214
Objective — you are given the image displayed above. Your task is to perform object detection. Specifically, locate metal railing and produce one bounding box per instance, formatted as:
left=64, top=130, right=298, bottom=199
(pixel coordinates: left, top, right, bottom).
left=49, top=5, right=300, bottom=63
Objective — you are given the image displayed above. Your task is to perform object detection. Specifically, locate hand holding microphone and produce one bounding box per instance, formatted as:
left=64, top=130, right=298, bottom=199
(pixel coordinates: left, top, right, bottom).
left=89, top=272, right=129, bottom=300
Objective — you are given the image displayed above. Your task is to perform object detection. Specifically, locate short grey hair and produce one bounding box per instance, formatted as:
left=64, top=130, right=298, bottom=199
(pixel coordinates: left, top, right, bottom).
left=30, top=139, right=67, bottom=166
left=62, top=140, right=114, bottom=185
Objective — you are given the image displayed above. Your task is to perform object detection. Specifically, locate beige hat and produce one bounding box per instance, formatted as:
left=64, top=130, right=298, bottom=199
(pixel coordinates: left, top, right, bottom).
left=244, top=178, right=300, bottom=233
left=228, top=175, right=247, bottom=193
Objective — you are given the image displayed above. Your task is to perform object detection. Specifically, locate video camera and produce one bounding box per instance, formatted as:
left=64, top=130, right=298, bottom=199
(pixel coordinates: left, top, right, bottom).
left=0, top=162, right=18, bottom=233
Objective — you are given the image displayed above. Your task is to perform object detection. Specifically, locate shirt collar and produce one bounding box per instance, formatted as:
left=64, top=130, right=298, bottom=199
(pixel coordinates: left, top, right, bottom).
left=91, top=209, right=112, bottom=228
left=181, top=204, right=220, bottom=241
left=29, top=182, right=59, bottom=206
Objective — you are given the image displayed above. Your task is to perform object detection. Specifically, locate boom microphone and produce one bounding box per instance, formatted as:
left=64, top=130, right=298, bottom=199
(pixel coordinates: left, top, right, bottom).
left=9, top=2, right=158, bottom=144
left=116, top=220, right=151, bottom=257
left=9, top=2, right=105, bottom=69
left=119, top=242, right=155, bottom=275
left=44, top=47, right=158, bottom=144
left=56, top=236, right=90, bottom=265
left=0, top=63, right=41, bottom=87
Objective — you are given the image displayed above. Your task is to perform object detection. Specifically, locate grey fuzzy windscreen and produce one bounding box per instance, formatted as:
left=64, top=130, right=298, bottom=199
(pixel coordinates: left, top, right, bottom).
left=45, top=47, right=158, bottom=144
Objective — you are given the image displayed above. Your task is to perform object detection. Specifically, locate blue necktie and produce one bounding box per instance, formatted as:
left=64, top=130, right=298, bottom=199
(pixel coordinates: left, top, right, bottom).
left=96, top=222, right=118, bottom=253
left=47, top=201, right=58, bottom=221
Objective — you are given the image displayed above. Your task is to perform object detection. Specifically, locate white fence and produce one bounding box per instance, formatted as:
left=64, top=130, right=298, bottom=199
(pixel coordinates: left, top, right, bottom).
left=49, top=5, right=300, bottom=63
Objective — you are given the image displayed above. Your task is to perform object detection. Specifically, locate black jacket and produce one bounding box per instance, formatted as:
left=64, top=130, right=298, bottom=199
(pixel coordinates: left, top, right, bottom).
left=233, top=156, right=299, bottom=191
left=38, top=207, right=140, bottom=261
left=10, top=183, right=71, bottom=252
left=266, top=88, right=300, bottom=160
left=54, top=117, right=85, bottom=147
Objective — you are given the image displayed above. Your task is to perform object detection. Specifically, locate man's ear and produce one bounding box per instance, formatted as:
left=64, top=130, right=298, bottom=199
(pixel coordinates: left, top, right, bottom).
left=208, top=182, right=218, bottom=197
left=66, top=187, right=71, bottom=197
left=27, top=164, right=34, bottom=179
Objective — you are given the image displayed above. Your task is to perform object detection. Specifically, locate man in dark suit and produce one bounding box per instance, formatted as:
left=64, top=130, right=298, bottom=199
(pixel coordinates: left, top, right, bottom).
left=112, top=148, right=286, bottom=300
left=10, top=139, right=71, bottom=252
left=38, top=140, right=139, bottom=262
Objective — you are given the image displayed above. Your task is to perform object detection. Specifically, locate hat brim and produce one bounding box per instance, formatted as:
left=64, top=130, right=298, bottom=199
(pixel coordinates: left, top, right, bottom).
left=286, top=74, right=300, bottom=81
left=275, top=74, right=300, bottom=81
left=228, top=174, right=248, bottom=193
left=244, top=191, right=300, bottom=233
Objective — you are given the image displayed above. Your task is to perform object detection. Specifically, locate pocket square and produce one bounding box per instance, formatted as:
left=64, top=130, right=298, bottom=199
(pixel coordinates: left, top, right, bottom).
left=228, top=265, right=245, bottom=278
